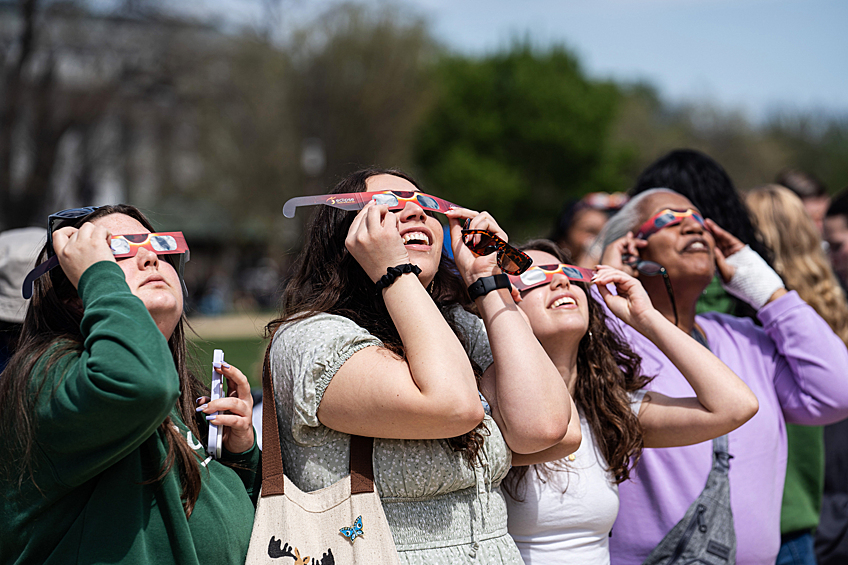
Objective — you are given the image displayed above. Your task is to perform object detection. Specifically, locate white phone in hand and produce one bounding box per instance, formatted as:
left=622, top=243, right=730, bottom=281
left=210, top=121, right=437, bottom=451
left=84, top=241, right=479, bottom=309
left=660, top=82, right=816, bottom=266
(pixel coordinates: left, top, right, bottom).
left=208, top=349, right=225, bottom=459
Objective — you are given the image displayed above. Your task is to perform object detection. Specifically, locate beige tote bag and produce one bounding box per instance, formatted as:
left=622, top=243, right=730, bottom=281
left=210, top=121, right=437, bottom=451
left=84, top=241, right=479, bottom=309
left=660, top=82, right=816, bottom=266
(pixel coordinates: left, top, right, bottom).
left=245, top=334, right=400, bottom=565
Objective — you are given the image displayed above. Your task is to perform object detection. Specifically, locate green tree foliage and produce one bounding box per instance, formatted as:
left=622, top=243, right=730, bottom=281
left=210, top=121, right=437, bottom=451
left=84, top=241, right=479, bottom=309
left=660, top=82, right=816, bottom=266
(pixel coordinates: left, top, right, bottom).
left=609, top=84, right=848, bottom=195
left=414, top=42, right=629, bottom=238
left=763, top=112, right=848, bottom=193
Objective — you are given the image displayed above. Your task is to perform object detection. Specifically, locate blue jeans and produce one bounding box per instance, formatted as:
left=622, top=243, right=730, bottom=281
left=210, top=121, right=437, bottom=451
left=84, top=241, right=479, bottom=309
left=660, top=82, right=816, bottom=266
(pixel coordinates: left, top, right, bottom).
left=777, top=531, right=817, bottom=565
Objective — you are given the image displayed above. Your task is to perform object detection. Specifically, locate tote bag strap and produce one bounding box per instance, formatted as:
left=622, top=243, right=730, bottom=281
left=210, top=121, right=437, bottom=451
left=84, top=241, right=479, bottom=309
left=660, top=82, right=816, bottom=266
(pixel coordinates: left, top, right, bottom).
left=260, top=325, right=375, bottom=497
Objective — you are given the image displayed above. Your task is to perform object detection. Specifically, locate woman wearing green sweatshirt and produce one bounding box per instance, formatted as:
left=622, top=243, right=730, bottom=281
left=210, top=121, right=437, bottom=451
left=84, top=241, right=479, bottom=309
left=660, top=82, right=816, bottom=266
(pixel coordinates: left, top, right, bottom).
left=0, top=205, right=260, bottom=565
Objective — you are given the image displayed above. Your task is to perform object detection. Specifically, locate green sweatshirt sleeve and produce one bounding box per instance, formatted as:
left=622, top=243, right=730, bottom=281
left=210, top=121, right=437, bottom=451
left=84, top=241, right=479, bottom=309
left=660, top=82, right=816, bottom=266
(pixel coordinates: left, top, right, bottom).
left=34, top=261, right=181, bottom=488
left=221, top=434, right=262, bottom=505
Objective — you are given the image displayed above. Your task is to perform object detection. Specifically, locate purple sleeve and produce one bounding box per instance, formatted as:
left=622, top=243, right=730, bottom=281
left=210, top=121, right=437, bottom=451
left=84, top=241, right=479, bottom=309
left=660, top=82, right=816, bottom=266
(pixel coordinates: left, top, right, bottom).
left=761, top=290, right=848, bottom=425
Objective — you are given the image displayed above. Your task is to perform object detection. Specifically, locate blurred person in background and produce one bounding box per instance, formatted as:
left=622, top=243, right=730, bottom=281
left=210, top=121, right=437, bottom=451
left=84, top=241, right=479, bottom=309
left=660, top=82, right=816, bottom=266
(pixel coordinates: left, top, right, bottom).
left=504, top=240, right=756, bottom=565
left=776, top=169, right=830, bottom=237
left=550, top=192, right=629, bottom=269
left=746, top=185, right=848, bottom=565
left=629, top=149, right=772, bottom=318
left=268, top=169, right=576, bottom=564
left=0, top=227, right=46, bottom=372
left=600, top=188, right=848, bottom=565
left=823, top=189, right=848, bottom=290
left=0, top=205, right=259, bottom=564
left=810, top=186, right=848, bottom=565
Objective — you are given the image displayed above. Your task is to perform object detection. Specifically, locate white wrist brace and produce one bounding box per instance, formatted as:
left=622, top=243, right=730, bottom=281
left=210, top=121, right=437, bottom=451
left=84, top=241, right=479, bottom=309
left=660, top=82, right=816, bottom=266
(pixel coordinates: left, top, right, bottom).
left=721, top=245, right=785, bottom=310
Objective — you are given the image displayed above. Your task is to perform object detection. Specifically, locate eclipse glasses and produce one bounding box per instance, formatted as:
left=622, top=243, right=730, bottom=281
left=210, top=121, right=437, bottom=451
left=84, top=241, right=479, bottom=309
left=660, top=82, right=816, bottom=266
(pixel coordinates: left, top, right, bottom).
left=23, top=231, right=189, bottom=300
left=22, top=206, right=190, bottom=300
left=284, top=189, right=534, bottom=275
left=283, top=190, right=460, bottom=218
left=578, top=191, right=629, bottom=212
left=636, top=208, right=705, bottom=240
left=508, top=263, right=596, bottom=292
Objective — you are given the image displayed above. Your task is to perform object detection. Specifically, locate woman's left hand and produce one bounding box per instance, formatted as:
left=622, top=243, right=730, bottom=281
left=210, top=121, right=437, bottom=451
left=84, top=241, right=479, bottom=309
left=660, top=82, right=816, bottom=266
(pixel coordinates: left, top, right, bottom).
left=445, top=208, right=508, bottom=287
left=593, top=265, right=657, bottom=331
left=198, top=362, right=255, bottom=454
left=704, top=218, right=744, bottom=283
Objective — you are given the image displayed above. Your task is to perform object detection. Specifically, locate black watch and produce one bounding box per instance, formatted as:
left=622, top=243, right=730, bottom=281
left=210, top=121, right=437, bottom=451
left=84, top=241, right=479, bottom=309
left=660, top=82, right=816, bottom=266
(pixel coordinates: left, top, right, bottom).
left=467, top=274, right=511, bottom=301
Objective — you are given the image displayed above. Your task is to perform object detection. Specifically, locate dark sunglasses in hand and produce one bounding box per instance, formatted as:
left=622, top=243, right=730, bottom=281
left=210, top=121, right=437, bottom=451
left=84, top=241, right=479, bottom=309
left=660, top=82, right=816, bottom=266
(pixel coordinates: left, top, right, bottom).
left=622, top=254, right=679, bottom=327
left=460, top=227, right=532, bottom=276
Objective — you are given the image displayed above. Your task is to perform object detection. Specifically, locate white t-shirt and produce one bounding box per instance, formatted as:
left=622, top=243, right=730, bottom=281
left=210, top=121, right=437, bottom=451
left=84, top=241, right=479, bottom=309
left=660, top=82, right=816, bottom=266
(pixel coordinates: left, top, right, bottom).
left=506, top=391, right=645, bottom=565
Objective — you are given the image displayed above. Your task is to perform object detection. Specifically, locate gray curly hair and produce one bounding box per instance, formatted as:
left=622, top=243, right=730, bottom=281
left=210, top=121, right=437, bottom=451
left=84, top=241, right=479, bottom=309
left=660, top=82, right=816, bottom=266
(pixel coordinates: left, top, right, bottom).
left=594, top=188, right=681, bottom=255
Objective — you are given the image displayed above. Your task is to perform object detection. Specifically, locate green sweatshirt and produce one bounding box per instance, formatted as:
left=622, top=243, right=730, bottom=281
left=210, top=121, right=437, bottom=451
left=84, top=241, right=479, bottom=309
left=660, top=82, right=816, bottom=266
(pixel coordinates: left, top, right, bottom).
left=780, top=424, right=824, bottom=534
left=1, top=261, right=260, bottom=565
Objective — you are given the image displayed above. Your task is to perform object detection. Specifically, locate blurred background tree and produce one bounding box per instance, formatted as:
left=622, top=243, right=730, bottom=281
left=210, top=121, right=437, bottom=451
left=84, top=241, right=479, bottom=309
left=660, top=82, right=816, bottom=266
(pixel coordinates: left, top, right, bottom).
left=413, top=42, right=628, bottom=239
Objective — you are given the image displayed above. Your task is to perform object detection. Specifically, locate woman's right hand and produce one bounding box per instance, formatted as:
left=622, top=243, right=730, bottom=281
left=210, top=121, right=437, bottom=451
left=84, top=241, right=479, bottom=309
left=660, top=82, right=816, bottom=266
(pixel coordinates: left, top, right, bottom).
left=599, top=231, right=646, bottom=277
left=593, top=265, right=658, bottom=332
left=444, top=209, right=509, bottom=287
left=52, top=223, right=117, bottom=289
left=345, top=201, right=411, bottom=283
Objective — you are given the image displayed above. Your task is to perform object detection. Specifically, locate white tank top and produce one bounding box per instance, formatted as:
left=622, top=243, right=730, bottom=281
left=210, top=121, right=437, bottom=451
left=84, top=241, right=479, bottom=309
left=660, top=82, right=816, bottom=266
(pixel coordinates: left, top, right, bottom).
left=506, top=391, right=645, bottom=565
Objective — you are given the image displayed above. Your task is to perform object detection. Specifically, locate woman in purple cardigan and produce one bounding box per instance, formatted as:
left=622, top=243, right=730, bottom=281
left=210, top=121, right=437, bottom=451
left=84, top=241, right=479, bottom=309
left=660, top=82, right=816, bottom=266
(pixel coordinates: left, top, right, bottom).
left=600, top=188, right=848, bottom=565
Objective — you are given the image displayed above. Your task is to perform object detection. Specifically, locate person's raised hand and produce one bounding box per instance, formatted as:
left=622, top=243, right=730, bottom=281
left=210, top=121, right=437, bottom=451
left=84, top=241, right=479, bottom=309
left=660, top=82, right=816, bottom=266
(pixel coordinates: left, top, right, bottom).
left=445, top=208, right=507, bottom=287
left=704, top=218, right=744, bottom=283
left=593, top=265, right=656, bottom=331
left=345, top=200, right=411, bottom=283
left=599, top=231, right=647, bottom=277
left=198, top=361, right=255, bottom=454
left=52, top=223, right=117, bottom=289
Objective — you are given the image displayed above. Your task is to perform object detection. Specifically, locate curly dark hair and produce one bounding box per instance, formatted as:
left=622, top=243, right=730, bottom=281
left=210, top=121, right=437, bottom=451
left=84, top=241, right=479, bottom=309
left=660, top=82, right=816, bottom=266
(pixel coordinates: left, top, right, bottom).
left=503, top=240, right=651, bottom=501
left=630, top=149, right=774, bottom=319
left=267, top=168, right=488, bottom=464
left=0, top=205, right=208, bottom=517
left=631, top=150, right=771, bottom=261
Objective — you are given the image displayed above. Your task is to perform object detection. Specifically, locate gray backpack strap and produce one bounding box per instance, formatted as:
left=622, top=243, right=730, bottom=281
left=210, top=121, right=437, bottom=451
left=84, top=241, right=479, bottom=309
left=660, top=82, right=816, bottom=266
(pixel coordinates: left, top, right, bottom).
left=640, top=435, right=736, bottom=565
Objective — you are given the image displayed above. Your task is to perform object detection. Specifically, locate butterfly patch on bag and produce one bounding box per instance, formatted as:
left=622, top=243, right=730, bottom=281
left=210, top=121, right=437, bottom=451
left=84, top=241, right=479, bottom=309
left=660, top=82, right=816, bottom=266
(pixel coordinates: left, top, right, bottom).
left=339, top=516, right=363, bottom=542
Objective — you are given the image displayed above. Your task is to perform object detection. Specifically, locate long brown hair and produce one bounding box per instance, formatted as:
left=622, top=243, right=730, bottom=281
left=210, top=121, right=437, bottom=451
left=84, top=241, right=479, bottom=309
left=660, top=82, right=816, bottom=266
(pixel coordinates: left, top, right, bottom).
left=0, top=205, right=208, bottom=517
left=746, top=185, right=848, bottom=345
left=503, top=240, right=651, bottom=500
left=267, top=168, right=487, bottom=463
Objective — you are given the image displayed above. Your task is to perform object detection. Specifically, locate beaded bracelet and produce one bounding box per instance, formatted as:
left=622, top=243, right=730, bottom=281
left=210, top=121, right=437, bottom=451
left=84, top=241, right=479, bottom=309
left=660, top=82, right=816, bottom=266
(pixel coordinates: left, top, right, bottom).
left=375, top=263, right=422, bottom=292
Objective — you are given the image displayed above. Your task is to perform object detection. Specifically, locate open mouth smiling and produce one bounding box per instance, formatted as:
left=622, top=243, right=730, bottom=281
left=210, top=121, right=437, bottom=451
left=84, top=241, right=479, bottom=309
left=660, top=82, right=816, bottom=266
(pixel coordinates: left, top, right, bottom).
left=402, top=231, right=431, bottom=246
left=682, top=237, right=710, bottom=253
left=548, top=294, right=578, bottom=309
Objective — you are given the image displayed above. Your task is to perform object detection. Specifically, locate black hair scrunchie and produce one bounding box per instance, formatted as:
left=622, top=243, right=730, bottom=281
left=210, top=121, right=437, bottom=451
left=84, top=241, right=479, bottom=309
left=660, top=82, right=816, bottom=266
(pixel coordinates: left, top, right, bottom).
left=375, top=263, right=422, bottom=292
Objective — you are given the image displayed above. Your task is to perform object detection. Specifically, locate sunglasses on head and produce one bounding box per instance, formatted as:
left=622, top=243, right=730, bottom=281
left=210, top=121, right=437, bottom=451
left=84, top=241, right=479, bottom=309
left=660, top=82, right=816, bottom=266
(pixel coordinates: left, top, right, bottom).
left=46, top=207, right=101, bottom=257
left=508, top=263, right=595, bottom=292
left=636, top=208, right=705, bottom=240
left=23, top=206, right=191, bottom=300
left=622, top=254, right=678, bottom=327
left=283, top=190, right=460, bottom=218
left=460, top=228, right=532, bottom=275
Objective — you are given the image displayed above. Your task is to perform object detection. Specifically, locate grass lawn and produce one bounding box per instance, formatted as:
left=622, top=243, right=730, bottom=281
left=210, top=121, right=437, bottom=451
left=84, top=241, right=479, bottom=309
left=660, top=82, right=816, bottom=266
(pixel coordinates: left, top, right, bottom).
left=188, top=337, right=267, bottom=389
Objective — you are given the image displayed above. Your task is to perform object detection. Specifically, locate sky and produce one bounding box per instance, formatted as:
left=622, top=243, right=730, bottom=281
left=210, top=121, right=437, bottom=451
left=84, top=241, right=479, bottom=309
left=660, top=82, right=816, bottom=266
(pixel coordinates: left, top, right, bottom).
left=191, top=0, right=848, bottom=122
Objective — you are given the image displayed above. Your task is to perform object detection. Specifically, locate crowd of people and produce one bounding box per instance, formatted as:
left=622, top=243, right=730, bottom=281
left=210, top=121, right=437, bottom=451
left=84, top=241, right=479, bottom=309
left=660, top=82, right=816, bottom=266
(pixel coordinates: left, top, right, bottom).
left=1, top=149, right=848, bottom=565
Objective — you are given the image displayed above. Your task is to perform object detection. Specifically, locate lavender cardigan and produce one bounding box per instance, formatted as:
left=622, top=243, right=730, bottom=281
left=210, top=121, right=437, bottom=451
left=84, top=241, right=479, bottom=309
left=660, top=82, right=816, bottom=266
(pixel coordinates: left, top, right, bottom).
left=606, top=291, right=848, bottom=565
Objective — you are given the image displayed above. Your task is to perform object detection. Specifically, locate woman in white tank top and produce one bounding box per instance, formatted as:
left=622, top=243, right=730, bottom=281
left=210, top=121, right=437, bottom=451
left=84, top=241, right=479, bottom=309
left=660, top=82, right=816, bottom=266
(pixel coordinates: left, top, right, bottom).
left=502, top=240, right=758, bottom=564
